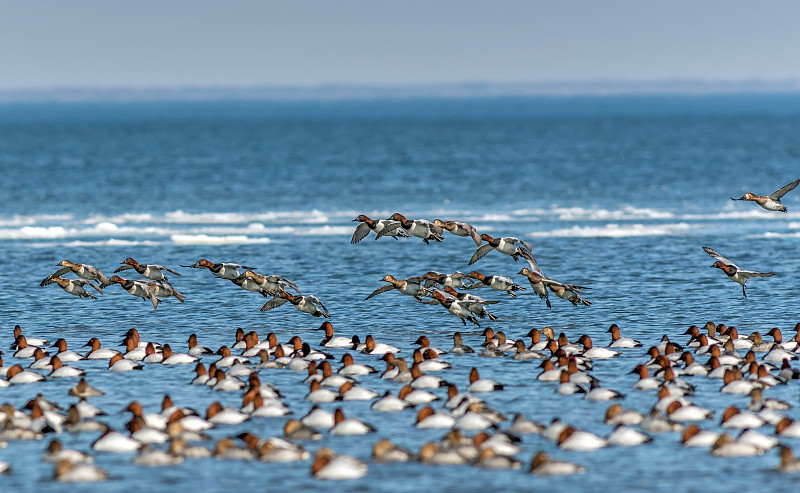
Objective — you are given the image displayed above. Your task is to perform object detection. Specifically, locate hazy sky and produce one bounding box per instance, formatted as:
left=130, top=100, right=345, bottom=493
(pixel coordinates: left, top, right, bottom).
left=2, top=1, right=799, bottom=90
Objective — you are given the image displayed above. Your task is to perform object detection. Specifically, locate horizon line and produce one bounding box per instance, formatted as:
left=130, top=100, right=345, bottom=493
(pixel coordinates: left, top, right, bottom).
left=3, top=79, right=800, bottom=103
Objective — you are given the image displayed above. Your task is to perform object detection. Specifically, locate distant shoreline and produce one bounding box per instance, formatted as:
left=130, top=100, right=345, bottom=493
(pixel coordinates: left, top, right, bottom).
left=2, top=80, right=800, bottom=104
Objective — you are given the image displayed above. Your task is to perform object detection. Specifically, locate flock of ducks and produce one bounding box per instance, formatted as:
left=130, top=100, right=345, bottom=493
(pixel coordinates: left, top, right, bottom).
left=12, top=178, right=800, bottom=483
left=4, top=316, right=800, bottom=482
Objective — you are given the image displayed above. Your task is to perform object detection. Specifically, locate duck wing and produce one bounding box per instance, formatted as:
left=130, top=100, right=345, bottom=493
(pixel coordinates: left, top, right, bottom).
left=702, top=246, right=738, bottom=269
left=260, top=296, right=289, bottom=312
left=83, top=281, right=104, bottom=295
left=738, top=270, right=776, bottom=279
left=523, top=252, right=544, bottom=276
left=374, top=222, right=401, bottom=239
left=114, top=265, right=134, bottom=273
left=40, top=267, right=71, bottom=286
left=363, top=284, right=395, bottom=301
left=155, top=266, right=182, bottom=277
left=350, top=223, right=371, bottom=244
left=769, top=178, right=800, bottom=200
left=468, top=244, right=494, bottom=265
left=467, top=226, right=482, bottom=247
left=306, top=296, right=329, bottom=316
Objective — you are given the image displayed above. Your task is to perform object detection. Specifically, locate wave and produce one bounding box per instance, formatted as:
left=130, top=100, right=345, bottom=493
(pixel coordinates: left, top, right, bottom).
left=528, top=223, right=695, bottom=238
left=28, top=239, right=163, bottom=248
left=170, top=234, right=272, bottom=245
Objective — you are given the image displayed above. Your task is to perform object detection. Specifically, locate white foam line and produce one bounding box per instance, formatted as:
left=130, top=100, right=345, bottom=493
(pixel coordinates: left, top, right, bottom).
left=528, top=223, right=695, bottom=238
left=170, top=234, right=273, bottom=245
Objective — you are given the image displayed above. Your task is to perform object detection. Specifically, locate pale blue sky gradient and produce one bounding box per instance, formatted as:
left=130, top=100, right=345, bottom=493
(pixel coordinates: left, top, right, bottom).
left=2, top=1, right=799, bottom=90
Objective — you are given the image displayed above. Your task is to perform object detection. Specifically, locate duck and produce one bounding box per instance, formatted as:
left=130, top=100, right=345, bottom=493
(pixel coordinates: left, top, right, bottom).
left=316, top=321, right=351, bottom=348
left=180, top=259, right=255, bottom=280
left=467, top=367, right=503, bottom=392
left=235, top=270, right=301, bottom=296
left=422, top=270, right=475, bottom=290
left=305, top=380, right=341, bottom=403
left=607, top=324, right=642, bottom=348
left=371, top=390, right=414, bottom=412
left=418, top=442, right=469, bottom=465
left=467, top=271, right=525, bottom=298
left=311, top=447, right=367, bottom=480
left=576, top=335, right=619, bottom=359
left=469, top=234, right=533, bottom=264
left=13, top=335, right=43, bottom=358
left=666, top=401, right=713, bottom=422
left=410, top=363, right=449, bottom=389
left=511, top=340, right=547, bottom=360
left=68, top=378, right=103, bottom=398
left=529, top=451, right=585, bottom=475
left=703, top=246, right=775, bottom=297
left=5, top=364, right=45, bottom=384
left=160, top=344, right=198, bottom=365
left=261, top=291, right=330, bottom=318
left=398, top=384, right=440, bottom=405
left=186, top=334, right=214, bottom=356
left=126, top=416, right=169, bottom=445
left=710, top=433, right=764, bottom=456
left=338, top=381, right=379, bottom=401
left=49, top=357, right=85, bottom=378
left=433, top=219, right=482, bottom=246
left=54, top=459, right=108, bottom=482
left=607, top=425, right=653, bottom=446
left=441, top=286, right=499, bottom=321
left=361, top=334, right=399, bottom=355
left=731, top=178, right=799, bottom=212
left=372, top=438, right=416, bottom=463
left=213, top=438, right=256, bottom=460
left=50, top=339, right=84, bottom=362
left=364, top=274, right=428, bottom=301
left=450, top=332, right=475, bottom=354
left=414, top=335, right=447, bottom=355
left=338, top=353, right=376, bottom=376
left=11, top=325, right=49, bottom=347
left=376, top=213, right=443, bottom=244
left=420, top=291, right=481, bottom=326
left=146, top=282, right=186, bottom=302
left=108, top=354, right=143, bottom=371
left=41, top=260, right=111, bottom=289
left=556, top=426, right=608, bottom=451
left=720, top=405, right=766, bottom=429
left=40, top=277, right=102, bottom=300
left=330, top=408, right=376, bottom=435
left=680, top=425, right=720, bottom=447
left=414, top=406, right=456, bottom=429
left=413, top=349, right=451, bottom=371
left=604, top=404, right=644, bottom=426
left=777, top=446, right=800, bottom=472
left=43, top=439, right=93, bottom=463
left=350, top=214, right=410, bottom=243
left=115, top=257, right=181, bottom=283
left=518, top=263, right=552, bottom=308
left=91, top=428, right=141, bottom=453
left=775, top=417, right=800, bottom=438
left=507, top=413, right=545, bottom=434
left=108, top=275, right=162, bottom=309
left=548, top=282, right=591, bottom=306
left=83, top=338, right=120, bottom=360
left=300, top=405, right=335, bottom=428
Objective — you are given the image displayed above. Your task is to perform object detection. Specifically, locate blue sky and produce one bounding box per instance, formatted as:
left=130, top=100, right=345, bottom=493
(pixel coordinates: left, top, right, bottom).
left=2, top=1, right=799, bottom=90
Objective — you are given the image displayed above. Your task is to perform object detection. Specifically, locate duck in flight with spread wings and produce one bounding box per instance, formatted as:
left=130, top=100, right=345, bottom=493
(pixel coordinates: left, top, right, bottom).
left=731, top=179, right=799, bottom=212
left=703, top=246, right=775, bottom=297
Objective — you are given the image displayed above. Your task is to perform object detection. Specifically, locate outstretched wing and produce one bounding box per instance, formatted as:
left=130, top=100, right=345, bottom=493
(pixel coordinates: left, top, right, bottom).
left=350, top=223, right=371, bottom=244
left=306, top=295, right=329, bottom=316
left=114, top=265, right=134, bottom=273
left=260, top=296, right=289, bottom=312
left=468, top=244, right=494, bottom=265
left=374, top=222, right=401, bottom=239
left=512, top=238, right=533, bottom=251
left=84, top=281, right=103, bottom=295
left=770, top=178, right=800, bottom=200
left=157, top=266, right=182, bottom=276
left=738, top=270, right=776, bottom=280
left=702, top=246, right=738, bottom=269
left=524, top=253, right=545, bottom=277
left=363, top=284, right=395, bottom=301
left=40, top=267, right=71, bottom=286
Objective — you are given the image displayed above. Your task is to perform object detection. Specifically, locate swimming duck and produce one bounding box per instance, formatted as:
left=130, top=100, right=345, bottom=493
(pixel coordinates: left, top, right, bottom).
left=607, top=324, right=642, bottom=348
left=40, top=277, right=102, bottom=300
left=181, top=259, right=255, bottom=280
left=680, top=424, right=720, bottom=447
left=556, top=426, right=608, bottom=451
left=376, top=213, right=443, bottom=243
left=43, top=439, right=93, bottom=464
left=115, top=258, right=181, bottom=283
left=108, top=276, right=161, bottom=309
left=261, top=291, right=330, bottom=318
left=450, top=332, right=475, bottom=354
left=68, top=378, right=103, bottom=398
left=607, top=425, right=653, bottom=447
left=529, top=451, right=585, bottom=475
left=703, top=246, right=775, bottom=297
left=41, top=260, right=111, bottom=289
left=330, top=408, right=376, bottom=435
left=311, top=447, right=367, bottom=480
left=350, top=214, right=410, bottom=243
left=372, top=438, right=416, bottom=463
left=731, top=178, right=799, bottom=212
left=433, top=219, right=482, bottom=246
left=54, top=459, right=108, bottom=482
left=469, top=234, right=533, bottom=265
left=467, top=367, right=503, bottom=392
left=710, top=433, right=764, bottom=456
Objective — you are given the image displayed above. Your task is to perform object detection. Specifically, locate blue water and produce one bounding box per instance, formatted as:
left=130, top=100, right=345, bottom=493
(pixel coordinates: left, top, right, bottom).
left=1, top=95, right=799, bottom=492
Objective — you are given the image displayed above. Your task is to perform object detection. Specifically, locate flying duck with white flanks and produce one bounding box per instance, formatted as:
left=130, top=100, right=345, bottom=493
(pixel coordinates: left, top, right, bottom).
left=147, top=282, right=185, bottom=302
left=233, top=270, right=301, bottom=296
left=108, top=276, right=162, bottom=310
left=467, top=271, right=525, bottom=298
left=41, top=260, right=111, bottom=289
left=418, top=290, right=481, bottom=326
left=364, top=275, right=428, bottom=301
left=731, top=178, right=799, bottom=212
left=469, top=234, right=534, bottom=265
left=422, top=270, right=475, bottom=290
left=180, top=259, right=255, bottom=280
left=261, top=292, right=330, bottom=318
left=114, top=258, right=181, bottom=283
left=433, top=219, right=482, bottom=246
left=703, top=246, right=775, bottom=297
left=375, top=213, right=443, bottom=244
left=350, top=215, right=410, bottom=243
left=40, top=277, right=102, bottom=300
left=441, top=286, right=499, bottom=321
